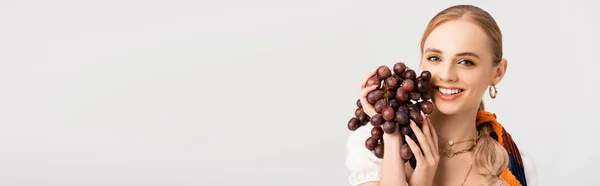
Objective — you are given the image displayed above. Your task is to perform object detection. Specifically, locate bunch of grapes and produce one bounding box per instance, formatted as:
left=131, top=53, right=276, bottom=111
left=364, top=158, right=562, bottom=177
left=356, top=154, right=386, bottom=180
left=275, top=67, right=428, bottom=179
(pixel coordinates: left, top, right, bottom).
left=347, top=62, right=434, bottom=169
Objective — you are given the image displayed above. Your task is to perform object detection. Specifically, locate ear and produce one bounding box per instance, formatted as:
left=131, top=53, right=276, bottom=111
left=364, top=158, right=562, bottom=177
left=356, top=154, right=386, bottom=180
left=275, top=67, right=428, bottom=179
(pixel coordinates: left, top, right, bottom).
left=492, top=58, right=508, bottom=85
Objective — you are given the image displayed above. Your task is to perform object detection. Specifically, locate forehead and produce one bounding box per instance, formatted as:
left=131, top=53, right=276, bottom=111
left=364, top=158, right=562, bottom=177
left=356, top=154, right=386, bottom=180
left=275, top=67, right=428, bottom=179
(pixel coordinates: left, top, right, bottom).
left=423, top=20, right=490, bottom=56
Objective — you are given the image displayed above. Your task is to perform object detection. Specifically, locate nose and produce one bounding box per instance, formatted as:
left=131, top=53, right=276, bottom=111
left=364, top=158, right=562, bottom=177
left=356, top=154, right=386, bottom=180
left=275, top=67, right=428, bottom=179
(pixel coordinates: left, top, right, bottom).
left=436, top=62, right=458, bottom=83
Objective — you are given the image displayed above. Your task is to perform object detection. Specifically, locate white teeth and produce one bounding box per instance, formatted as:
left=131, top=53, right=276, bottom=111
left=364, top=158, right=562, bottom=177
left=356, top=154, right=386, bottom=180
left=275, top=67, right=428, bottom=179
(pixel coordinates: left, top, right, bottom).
left=439, top=87, right=462, bottom=95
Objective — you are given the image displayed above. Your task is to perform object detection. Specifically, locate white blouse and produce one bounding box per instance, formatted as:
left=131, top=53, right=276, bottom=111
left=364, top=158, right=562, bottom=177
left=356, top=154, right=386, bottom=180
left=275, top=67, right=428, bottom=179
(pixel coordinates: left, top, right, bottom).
left=345, top=124, right=538, bottom=186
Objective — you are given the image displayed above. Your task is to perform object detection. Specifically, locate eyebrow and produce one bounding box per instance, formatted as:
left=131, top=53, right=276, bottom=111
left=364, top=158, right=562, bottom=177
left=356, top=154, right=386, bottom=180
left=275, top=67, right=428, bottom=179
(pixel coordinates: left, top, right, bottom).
left=456, top=52, right=481, bottom=60
left=424, top=48, right=442, bottom=54
left=424, top=48, right=481, bottom=60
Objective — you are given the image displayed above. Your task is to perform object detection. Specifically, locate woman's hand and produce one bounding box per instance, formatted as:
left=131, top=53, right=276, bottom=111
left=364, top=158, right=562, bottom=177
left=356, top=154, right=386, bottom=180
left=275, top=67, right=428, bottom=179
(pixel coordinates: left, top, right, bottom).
left=405, top=112, right=440, bottom=186
left=358, top=68, right=380, bottom=117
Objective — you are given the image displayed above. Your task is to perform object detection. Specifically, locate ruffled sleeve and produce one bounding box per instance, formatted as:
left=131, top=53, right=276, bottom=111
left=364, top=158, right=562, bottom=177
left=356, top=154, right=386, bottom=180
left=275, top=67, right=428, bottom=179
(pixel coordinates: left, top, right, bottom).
left=345, top=124, right=383, bottom=186
left=521, top=152, right=538, bottom=186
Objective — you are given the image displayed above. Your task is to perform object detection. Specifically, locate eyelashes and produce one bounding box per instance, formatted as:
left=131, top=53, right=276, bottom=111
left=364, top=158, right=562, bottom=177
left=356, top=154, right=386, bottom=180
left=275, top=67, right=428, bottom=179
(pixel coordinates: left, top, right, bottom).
left=458, top=59, right=476, bottom=66
left=426, top=55, right=441, bottom=62
left=426, top=55, right=476, bottom=66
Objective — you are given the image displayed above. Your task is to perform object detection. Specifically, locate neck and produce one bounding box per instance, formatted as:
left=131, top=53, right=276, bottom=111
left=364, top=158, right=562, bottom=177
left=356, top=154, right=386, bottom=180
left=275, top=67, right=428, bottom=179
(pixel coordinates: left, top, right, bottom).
left=429, top=108, right=479, bottom=142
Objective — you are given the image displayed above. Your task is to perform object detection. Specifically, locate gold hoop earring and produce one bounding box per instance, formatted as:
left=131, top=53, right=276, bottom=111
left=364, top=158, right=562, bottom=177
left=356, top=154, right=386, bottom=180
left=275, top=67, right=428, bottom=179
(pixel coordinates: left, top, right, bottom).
left=489, top=84, right=498, bottom=99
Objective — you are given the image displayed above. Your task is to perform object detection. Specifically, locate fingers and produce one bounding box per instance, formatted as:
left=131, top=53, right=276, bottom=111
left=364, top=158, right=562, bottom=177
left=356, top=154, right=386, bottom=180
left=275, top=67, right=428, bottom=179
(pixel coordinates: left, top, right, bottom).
left=410, top=120, right=435, bottom=164
left=357, top=68, right=379, bottom=117
left=427, top=114, right=439, bottom=152
left=359, top=85, right=379, bottom=116
left=359, top=68, right=378, bottom=90
left=405, top=134, right=425, bottom=166
left=360, top=85, right=379, bottom=97
left=420, top=111, right=435, bottom=154
left=404, top=163, right=413, bottom=181
left=421, top=112, right=439, bottom=162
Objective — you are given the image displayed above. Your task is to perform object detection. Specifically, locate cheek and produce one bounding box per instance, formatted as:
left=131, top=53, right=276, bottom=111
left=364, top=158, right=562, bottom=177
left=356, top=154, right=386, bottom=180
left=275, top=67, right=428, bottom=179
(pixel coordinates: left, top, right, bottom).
left=420, top=62, right=443, bottom=84
left=419, top=62, right=435, bottom=75
left=464, top=72, right=491, bottom=94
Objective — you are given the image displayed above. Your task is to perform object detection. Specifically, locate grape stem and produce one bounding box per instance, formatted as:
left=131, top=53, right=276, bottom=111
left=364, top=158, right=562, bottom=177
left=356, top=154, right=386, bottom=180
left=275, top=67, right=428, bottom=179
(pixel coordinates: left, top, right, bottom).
left=382, top=84, right=390, bottom=103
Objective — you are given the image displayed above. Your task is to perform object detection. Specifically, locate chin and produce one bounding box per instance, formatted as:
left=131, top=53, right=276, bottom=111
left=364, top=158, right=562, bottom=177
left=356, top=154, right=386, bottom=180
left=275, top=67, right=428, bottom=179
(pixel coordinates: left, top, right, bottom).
left=432, top=101, right=462, bottom=115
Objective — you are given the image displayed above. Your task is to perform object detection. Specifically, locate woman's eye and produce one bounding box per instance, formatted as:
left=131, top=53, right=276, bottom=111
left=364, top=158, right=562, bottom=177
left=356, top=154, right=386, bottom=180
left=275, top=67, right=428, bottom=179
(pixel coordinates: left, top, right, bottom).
left=427, top=56, right=440, bottom=62
left=458, top=60, right=475, bottom=66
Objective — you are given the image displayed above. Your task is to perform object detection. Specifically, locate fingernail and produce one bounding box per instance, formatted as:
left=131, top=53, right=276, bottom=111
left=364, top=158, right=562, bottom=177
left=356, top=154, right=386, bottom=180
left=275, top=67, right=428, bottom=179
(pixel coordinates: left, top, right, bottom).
left=404, top=135, right=409, bottom=140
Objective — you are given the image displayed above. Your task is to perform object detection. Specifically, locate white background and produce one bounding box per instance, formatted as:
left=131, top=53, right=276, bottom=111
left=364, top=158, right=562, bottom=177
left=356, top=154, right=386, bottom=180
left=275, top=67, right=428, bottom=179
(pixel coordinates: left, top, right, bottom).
left=0, top=0, right=598, bottom=185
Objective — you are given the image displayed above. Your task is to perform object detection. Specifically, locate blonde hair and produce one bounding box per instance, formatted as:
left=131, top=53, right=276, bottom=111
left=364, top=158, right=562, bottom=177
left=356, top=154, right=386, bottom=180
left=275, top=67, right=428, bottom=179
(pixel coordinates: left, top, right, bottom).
left=420, top=5, right=509, bottom=185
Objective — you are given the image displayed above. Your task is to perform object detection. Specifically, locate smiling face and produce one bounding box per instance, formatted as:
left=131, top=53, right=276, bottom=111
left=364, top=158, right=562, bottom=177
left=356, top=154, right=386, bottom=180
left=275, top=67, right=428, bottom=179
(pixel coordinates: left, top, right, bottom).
left=420, top=20, right=507, bottom=115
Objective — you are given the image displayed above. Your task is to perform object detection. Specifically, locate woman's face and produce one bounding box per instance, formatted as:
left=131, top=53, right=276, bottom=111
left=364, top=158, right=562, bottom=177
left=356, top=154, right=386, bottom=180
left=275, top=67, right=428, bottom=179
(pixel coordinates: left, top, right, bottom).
left=420, top=20, right=507, bottom=115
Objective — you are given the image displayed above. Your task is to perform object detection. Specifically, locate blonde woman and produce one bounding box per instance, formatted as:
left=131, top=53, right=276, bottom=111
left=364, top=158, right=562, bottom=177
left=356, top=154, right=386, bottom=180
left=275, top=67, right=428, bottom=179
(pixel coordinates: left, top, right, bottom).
left=346, top=5, right=537, bottom=186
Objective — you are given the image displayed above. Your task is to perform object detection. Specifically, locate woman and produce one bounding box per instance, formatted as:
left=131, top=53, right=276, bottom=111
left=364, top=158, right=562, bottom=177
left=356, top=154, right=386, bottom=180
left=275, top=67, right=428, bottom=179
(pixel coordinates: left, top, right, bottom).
left=346, top=5, right=537, bottom=186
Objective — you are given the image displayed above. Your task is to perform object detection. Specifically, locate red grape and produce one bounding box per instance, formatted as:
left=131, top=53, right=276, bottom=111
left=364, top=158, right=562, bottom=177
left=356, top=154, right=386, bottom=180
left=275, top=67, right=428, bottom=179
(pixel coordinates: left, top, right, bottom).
left=374, top=144, right=384, bottom=158
left=401, top=79, right=415, bottom=92
left=400, top=143, right=413, bottom=160
left=377, top=65, right=392, bottom=79
left=397, top=105, right=408, bottom=113
left=400, top=124, right=412, bottom=136
left=374, top=99, right=387, bottom=113
left=395, top=108, right=410, bottom=124
left=420, top=71, right=431, bottom=80
left=388, top=99, right=400, bottom=109
left=396, top=89, right=410, bottom=102
left=367, top=90, right=384, bottom=104
left=410, top=91, right=421, bottom=101
left=370, top=114, right=385, bottom=127
left=382, top=106, right=395, bottom=121
left=409, top=109, right=423, bottom=125
left=393, top=62, right=406, bottom=75
left=371, top=127, right=383, bottom=138
left=384, top=89, right=396, bottom=100
left=356, top=99, right=362, bottom=108
left=408, top=103, right=420, bottom=113
left=365, top=137, right=378, bottom=150
left=402, top=69, right=416, bottom=80
left=382, top=121, right=396, bottom=134
left=421, top=90, right=432, bottom=100
left=348, top=117, right=359, bottom=131
left=416, top=80, right=429, bottom=93
left=358, top=112, right=369, bottom=125
left=384, top=76, right=399, bottom=90
left=420, top=100, right=434, bottom=114
left=355, top=108, right=363, bottom=117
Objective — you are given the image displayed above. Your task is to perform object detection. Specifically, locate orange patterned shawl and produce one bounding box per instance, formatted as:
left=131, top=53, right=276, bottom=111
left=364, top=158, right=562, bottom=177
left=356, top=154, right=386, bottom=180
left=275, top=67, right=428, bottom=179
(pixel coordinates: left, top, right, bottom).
left=476, top=111, right=528, bottom=186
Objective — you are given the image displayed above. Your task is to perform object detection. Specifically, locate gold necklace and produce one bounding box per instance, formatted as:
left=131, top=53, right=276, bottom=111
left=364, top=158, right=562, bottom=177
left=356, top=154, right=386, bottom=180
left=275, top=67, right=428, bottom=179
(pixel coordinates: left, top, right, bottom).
left=438, top=131, right=479, bottom=146
left=433, top=163, right=473, bottom=186
left=439, top=143, right=476, bottom=157
left=460, top=164, right=473, bottom=186
left=438, top=133, right=480, bottom=157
